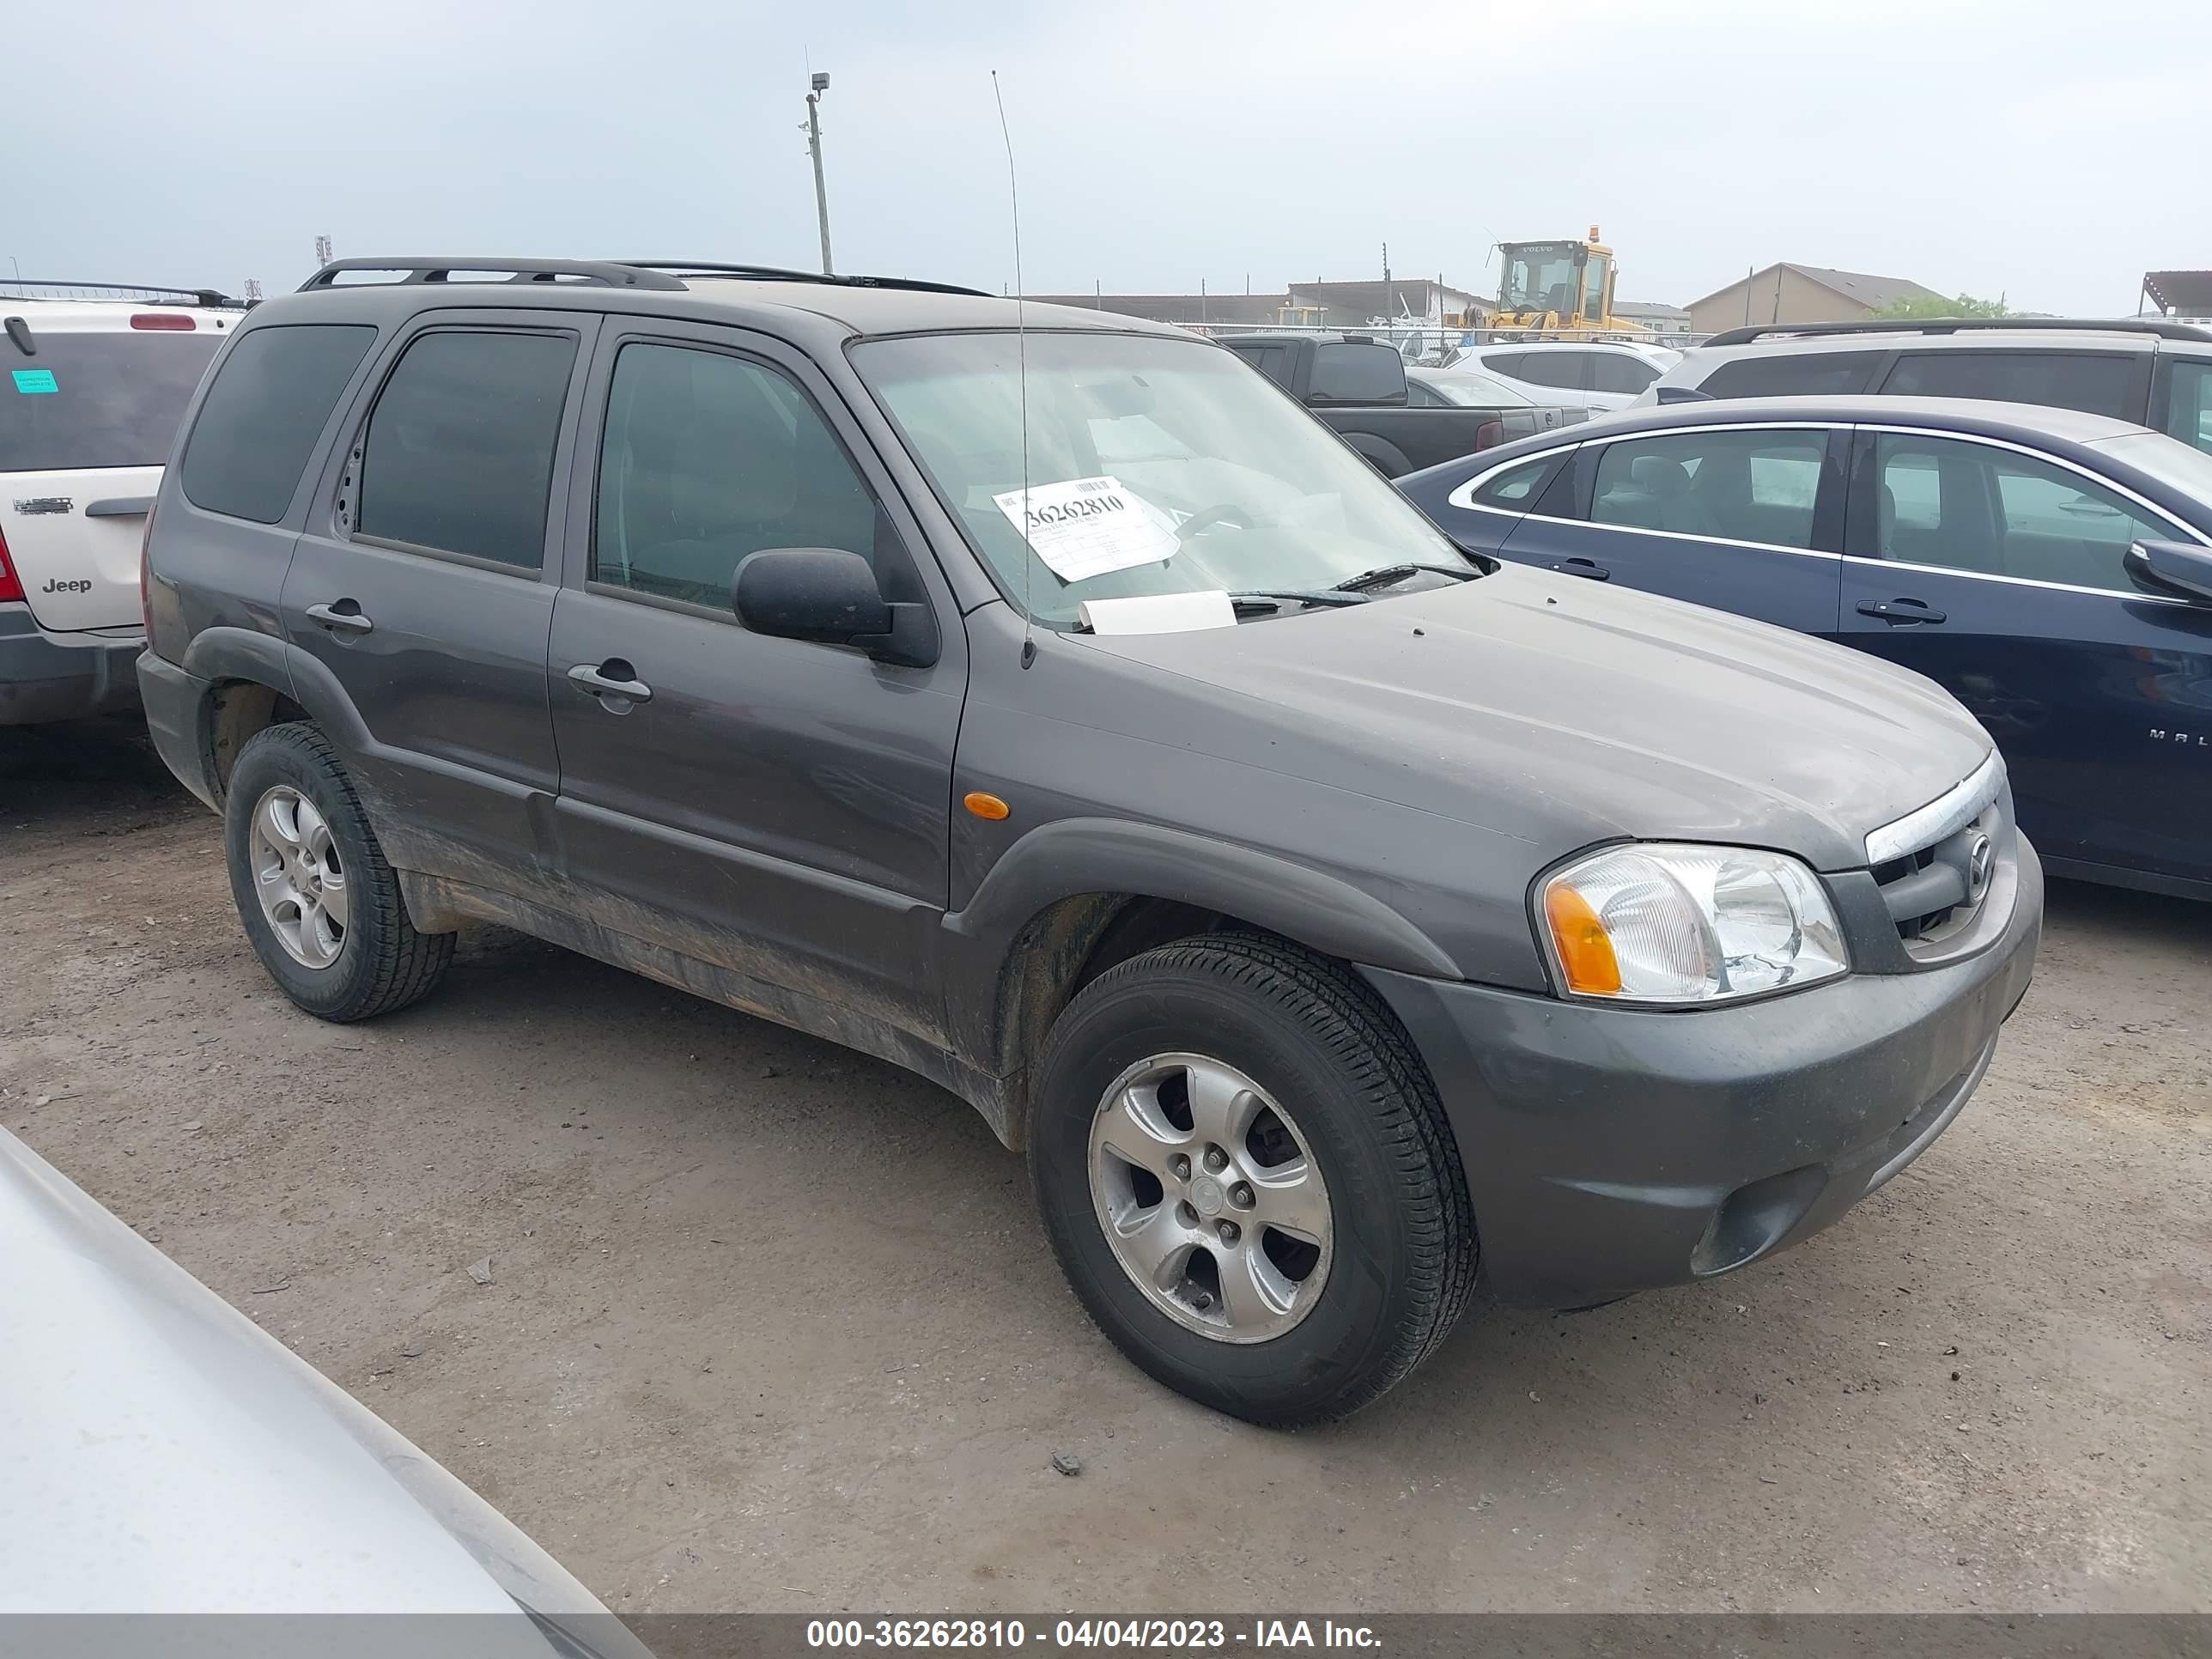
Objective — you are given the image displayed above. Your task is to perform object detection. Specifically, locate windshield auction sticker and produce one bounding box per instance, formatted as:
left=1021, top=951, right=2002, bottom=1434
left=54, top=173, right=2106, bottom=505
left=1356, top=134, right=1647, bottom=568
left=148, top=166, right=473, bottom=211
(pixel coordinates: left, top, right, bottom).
left=994, top=475, right=1177, bottom=584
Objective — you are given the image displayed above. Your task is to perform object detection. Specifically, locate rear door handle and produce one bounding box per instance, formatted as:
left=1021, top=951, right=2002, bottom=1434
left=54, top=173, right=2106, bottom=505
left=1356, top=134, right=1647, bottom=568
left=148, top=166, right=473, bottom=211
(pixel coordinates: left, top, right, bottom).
left=305, top=600, right=374, bottom=634
left=1552, top=557, right=1611, bottom=581
left=568, top=660, right=653, bottom=705
left=1856, top=598, right=1946, bottom=625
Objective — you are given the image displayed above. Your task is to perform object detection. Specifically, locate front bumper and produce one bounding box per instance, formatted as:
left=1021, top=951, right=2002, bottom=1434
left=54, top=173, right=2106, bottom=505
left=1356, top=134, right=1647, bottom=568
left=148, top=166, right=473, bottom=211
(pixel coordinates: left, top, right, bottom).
left=1363, top=836, right=2043, bottom=1310
left=0, top=605, right=143, bottom=726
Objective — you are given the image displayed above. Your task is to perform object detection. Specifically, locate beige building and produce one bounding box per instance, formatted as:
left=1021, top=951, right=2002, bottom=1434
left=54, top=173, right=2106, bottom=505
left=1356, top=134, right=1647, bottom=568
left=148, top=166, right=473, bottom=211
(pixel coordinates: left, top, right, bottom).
left=1686, top=264, right=1946, bottom=337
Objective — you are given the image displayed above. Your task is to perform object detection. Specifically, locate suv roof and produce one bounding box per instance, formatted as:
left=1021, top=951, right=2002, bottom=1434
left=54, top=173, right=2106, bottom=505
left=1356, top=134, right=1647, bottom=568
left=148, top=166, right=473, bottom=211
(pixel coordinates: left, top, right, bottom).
left=1704, top=316, right=2212, bottom=348
left=275, top=256, right=1178, bottom=341
left=1478, top=339, right=1669, bottom=356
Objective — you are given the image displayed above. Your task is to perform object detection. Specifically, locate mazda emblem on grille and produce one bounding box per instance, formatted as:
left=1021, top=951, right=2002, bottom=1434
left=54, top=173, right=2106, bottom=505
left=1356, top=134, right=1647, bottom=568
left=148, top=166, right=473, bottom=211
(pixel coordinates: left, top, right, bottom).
left=1966, top=833, right=1994, bottom=903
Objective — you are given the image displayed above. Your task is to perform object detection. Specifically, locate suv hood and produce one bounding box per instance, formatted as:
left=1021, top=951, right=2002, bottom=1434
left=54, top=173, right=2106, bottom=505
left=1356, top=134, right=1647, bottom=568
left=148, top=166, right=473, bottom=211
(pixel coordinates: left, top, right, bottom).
left=1073, top=565, right=1990, bottom=873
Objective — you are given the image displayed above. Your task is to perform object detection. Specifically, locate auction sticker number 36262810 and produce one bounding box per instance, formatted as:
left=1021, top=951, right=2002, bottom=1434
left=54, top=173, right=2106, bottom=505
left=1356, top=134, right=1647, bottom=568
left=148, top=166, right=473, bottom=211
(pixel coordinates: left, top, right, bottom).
left=993, top=476, right=1180, bottom=584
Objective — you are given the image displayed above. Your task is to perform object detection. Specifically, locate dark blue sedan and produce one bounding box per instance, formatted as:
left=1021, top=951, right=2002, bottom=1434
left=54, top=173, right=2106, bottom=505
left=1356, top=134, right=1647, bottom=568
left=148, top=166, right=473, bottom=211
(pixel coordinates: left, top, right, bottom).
left=1397, top=397, right=2212, bottom=896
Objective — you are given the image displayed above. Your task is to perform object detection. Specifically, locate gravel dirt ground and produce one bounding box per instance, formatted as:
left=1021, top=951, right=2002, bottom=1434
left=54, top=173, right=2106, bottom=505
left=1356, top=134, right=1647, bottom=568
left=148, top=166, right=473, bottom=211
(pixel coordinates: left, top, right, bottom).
left=3, top=715, right=2206, bottom=1616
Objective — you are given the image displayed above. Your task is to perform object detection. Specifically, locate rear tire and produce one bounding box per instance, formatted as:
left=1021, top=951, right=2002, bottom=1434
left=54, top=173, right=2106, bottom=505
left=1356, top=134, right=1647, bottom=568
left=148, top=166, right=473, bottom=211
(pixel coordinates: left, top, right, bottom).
left=223, top=722, right=453, bottom=1021
left=1030, top=933, right=1476, bottom=1425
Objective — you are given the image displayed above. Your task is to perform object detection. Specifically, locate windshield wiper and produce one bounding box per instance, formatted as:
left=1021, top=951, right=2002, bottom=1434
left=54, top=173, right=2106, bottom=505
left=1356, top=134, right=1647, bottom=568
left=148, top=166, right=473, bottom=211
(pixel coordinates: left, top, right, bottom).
left=1228, top=589, right=1371, bottom=615
left=1330, top=561, right=1483, bottom=594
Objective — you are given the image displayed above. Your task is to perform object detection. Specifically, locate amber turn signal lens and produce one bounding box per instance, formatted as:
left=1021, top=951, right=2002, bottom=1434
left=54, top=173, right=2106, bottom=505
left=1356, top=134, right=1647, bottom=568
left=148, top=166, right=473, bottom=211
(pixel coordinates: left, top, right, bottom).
left=1543, top=881, right=1622, bottom=996
left=963, top=792, right=1011, bottom=821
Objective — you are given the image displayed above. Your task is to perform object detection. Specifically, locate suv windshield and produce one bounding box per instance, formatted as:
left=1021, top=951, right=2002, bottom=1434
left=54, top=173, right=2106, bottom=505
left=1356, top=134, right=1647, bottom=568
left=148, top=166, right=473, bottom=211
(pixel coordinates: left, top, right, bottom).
left=853, top=331, right=1462, bottom=624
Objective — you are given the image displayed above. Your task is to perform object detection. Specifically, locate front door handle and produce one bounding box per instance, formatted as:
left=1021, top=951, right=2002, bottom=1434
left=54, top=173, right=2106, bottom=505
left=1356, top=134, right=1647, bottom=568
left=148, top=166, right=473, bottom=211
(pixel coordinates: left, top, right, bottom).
left=1552, top=556, right=1610, bottom=581
left=1856, top=598, right=1946, bottom=625
left=305, top=599, right=374, bottom=635
left=568, top=660, right=653, bottom=705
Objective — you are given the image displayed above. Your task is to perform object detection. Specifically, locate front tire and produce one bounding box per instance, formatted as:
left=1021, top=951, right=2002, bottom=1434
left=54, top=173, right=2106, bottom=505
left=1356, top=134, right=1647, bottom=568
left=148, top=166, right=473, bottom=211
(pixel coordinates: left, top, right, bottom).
left=223, top=722, right=453, bottom=1021
left=1030, top=933, right=1476, bottom=1425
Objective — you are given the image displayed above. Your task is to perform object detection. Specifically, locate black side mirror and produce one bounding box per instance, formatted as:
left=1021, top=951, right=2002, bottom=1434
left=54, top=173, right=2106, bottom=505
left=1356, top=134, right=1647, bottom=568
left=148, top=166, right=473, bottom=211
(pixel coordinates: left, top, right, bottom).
left=732, top=547, right=939, bottom=668
left=2123, top=539, right=2212, bottom=605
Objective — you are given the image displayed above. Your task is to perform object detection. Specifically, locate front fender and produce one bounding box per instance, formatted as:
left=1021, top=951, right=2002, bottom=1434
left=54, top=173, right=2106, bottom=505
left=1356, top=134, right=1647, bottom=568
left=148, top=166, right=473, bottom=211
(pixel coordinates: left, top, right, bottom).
left=936, top=816, right=1462, bottom=1074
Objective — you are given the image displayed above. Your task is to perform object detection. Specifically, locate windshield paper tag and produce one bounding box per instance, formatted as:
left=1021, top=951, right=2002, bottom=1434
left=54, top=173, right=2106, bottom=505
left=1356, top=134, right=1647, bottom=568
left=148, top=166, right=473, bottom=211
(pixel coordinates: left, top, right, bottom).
left=1079, top=591, right=1236, bottom=635
left=11, top=368, right=58, bottom=394
left=994, top=475, right=1176, bottom=583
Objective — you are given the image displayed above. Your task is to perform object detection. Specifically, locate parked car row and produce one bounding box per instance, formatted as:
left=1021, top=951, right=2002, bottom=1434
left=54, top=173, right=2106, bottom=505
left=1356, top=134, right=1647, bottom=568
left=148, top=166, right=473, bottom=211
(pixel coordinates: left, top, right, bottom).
left=1401, top=386, right=2212, bottom=898
left=1222, top=331, right=1584, bottom=474
left=132, top=257, right=2039, bottom=1430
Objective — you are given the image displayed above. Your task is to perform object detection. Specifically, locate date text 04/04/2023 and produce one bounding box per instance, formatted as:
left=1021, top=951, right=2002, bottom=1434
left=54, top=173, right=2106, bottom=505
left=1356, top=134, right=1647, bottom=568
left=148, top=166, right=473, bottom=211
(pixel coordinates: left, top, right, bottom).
left=805, top=1618, right=1383, bottom=1650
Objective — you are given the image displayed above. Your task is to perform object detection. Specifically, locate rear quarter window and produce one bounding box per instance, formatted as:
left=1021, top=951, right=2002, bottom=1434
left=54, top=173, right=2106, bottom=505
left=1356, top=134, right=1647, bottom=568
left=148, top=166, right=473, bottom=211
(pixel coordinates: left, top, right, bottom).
left=1698, top=350, right=1883, bottom=398
left=1, top=328, right=222, bottom=472
left=1469, top=453, right=1566, bottom=508
left=180, top=325, right=378, bottom=524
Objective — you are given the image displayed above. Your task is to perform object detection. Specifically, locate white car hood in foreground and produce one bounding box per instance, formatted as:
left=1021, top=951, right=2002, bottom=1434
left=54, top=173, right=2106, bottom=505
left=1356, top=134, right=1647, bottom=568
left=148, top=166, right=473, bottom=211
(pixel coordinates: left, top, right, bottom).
left=0, top=1125, right=648, bottom=1654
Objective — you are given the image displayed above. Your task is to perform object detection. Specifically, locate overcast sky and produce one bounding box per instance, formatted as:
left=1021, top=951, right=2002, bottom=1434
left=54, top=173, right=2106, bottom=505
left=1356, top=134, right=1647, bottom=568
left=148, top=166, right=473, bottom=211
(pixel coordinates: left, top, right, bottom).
left=10, top=0, right=2205, bottom=316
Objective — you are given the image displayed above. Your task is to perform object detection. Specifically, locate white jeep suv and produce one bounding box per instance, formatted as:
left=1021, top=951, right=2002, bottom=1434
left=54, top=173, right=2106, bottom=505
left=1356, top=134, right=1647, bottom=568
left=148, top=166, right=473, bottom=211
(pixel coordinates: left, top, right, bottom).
left=2, top=285, right=243, bottom=724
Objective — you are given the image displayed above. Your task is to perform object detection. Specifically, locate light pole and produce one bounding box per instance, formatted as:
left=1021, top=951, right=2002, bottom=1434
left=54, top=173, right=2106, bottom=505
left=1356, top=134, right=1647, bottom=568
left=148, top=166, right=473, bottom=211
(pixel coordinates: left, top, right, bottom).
left=805, top=72, right=834, bottom=276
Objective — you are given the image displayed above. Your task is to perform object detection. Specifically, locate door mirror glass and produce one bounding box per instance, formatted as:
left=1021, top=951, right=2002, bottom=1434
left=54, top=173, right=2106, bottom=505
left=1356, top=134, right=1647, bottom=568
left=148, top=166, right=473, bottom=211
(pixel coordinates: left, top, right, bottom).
left=2124, top=539, right=2212, bottom=604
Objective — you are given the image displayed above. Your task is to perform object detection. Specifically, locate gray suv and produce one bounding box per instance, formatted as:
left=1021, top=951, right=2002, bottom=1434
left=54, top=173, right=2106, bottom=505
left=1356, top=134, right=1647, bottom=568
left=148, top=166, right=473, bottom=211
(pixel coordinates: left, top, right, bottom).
left=137, top=258, right=2042, bottom=1425
left=1644, top=318, right=2212, bottom=454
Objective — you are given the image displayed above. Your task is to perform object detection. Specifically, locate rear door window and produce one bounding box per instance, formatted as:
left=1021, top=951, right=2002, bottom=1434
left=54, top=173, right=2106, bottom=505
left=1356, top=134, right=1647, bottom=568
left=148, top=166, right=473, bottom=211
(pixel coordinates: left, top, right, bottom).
left=2, top=327, right=222, bottom=473
left=2164, top=358, right=2212, bottom=455
left=1228, top=344, right=1294, bottom=389
left=355, top=329, right=578, bottom=568
left=181, top=325, right=377, bottom=523
left=1592, top=354, right=1661, bottom=395
left=1510, top=352, right=1588, bottom=390
left=1698, top=350, right=1883, bottom=398
left=1590, top=428, right=1827, bottom=547
left=1881, top=350, right=2137, bottom=419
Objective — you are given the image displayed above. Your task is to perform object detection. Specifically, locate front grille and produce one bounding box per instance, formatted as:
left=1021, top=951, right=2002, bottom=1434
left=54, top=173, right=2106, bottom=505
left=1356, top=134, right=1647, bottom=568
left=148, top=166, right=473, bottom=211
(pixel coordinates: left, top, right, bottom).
left=1865, top=754, right=2011, bottom=956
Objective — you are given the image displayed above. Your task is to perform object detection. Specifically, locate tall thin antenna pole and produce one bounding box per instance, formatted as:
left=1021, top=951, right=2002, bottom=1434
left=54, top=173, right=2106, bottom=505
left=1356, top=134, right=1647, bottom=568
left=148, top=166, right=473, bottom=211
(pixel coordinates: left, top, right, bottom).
left=991, top=70, right=1036, bottom=670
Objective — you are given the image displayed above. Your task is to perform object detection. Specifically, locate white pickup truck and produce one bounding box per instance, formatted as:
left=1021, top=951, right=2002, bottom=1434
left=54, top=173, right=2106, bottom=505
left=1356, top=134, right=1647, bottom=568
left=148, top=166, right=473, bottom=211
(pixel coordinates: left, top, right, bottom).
left=2, top=286, right=245, bottom=723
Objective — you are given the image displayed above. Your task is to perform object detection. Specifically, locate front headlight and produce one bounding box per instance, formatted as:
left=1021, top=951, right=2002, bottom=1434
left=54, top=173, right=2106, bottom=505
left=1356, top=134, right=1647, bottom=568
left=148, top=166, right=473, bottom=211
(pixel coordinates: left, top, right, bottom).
left=1538, top=842, right=1848, bottom=1005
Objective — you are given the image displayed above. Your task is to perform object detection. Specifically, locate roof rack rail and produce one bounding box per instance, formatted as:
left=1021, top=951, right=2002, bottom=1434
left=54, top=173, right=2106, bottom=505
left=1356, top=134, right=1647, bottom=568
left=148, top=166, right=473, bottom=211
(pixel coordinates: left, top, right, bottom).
left=297, top=258, right=688, bottom=293
left=0, top=279, right=249, bottom=308
left=617, top=261, right=991, bottom=298
left=1704, top=316, right=2212, bottom=348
